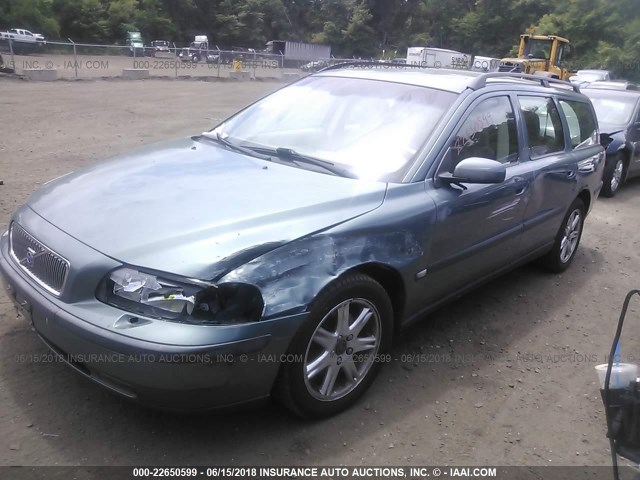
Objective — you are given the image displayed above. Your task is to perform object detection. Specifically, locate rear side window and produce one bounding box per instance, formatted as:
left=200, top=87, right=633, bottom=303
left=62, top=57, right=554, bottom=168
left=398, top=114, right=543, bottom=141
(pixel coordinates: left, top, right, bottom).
left=518, top=96, right=565, bottom=157
left=559, top=100, right=597, bottom=148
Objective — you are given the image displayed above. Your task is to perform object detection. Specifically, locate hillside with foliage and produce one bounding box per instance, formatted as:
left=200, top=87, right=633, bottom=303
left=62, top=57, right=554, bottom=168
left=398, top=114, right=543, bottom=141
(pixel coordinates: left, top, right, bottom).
left=1, top=0, right=640, bottom=77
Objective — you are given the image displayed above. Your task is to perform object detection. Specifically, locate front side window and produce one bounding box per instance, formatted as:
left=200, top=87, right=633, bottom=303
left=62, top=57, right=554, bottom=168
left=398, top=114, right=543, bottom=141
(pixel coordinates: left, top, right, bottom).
left=559, top=100, right=598, bottom=149
left=518, top=96, right=565, bottom=158
left=441, top=96, right=518, bottom=173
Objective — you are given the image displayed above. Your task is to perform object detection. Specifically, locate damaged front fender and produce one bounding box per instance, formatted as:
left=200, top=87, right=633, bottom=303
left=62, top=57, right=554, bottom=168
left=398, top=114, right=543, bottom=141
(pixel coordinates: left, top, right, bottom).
left=219, top=229, right=424, bottom=319
left=216, top=181, right=438, bottom=323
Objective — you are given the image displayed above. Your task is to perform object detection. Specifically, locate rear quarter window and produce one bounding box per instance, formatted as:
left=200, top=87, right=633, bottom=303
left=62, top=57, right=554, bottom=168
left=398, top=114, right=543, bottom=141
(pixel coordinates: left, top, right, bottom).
left=559, top=99, right=598, bottom=149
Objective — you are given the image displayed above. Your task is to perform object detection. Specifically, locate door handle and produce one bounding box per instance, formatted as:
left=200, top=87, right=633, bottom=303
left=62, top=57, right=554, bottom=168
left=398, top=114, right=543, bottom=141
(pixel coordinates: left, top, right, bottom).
left=512, top=176, right=528, bottom=195
left=578, top=154, right=601, bottom=173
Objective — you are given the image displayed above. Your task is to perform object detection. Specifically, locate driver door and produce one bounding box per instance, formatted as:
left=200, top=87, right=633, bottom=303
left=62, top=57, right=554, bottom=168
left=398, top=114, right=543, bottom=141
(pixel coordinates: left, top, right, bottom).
left=423, top=94, right=533, bottom=303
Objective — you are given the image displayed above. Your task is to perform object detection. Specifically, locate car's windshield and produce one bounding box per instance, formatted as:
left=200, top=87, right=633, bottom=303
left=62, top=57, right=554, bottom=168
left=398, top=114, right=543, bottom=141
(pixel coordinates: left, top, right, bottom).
left=583, top=92, right=637, bottom=125
left=214, top=76, right=456, bottom=180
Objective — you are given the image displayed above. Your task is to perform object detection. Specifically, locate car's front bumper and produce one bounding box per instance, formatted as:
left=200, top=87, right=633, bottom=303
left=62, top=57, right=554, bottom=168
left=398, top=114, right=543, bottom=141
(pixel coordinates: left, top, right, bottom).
left=0, top=223, right=307, bottom=411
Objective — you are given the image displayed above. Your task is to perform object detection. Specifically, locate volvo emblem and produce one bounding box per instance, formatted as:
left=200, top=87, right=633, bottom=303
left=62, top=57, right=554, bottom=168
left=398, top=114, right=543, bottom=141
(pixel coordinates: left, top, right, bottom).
left=25, top=247, right=36, bottom=266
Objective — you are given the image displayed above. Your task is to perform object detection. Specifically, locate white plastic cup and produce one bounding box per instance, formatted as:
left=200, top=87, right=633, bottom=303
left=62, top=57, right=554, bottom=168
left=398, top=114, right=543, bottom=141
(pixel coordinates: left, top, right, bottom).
left=595, top=363, right=639, bottom=389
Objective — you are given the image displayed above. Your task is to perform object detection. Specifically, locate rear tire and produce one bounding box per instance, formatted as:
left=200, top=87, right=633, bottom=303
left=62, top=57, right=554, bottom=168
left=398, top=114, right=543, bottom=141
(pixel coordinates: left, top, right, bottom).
left=601, top=155, right=626, bottom=197
left=276, top=273, right=393, bottom=418
left=540, top=198, right=585, bottom=273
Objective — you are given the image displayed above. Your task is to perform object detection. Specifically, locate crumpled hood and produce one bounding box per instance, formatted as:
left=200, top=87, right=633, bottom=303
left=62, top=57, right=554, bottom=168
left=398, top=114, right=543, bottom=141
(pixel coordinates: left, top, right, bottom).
left=598, top=122, right=625, bottom=134
left=27, top=137, right=387, bottom=279
left=598, top=123, right=626, bottom=153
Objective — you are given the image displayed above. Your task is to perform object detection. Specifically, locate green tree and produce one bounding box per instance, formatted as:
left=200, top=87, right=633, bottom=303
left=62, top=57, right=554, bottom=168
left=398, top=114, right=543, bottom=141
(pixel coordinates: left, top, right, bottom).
left=342, top=1, right=376, bottom=57
left=213, top=0, right=288, bottom=47
left=533, top=0, right=638, bottom=77
left=3, top=0, right=60, bottom=37
left=53, top=0, right=107, bottom=41
left=135, top=0, right=175, bottom=41
left=5, top=0, right=640, bottom=77
left=106, top=0, right=138, bottom=40
left=451, top=0, right=556, bottom=57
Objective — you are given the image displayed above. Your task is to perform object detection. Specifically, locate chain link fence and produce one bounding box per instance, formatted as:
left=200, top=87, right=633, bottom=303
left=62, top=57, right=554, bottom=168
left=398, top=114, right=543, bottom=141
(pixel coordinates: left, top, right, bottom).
left=0, top=37, right=366, bottom=80
left=0, top=37, right=503, bottom=81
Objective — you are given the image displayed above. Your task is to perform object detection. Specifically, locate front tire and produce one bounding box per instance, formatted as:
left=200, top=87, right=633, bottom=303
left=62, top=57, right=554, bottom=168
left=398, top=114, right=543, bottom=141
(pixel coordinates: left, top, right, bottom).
left=601, top=155, right=626, bottom=197
left=540, top=198, right=585, bottom=272
left=277, top=273, right=393, bottom=418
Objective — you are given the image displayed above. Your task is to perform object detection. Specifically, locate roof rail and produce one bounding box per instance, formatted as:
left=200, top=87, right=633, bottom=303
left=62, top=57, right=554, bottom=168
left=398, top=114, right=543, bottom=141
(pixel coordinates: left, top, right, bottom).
left=318, top=60, right=431, bottom=72
left=468, top=72, right=580, bottom=93
left=316, top=64, right=582, bottom=94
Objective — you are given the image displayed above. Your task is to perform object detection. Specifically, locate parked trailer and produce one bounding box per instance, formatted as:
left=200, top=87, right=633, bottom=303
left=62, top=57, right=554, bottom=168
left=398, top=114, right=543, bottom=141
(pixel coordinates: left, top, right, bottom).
left=470, top=55, right=500, bottom=72
left=265, top=40, right=331, bottom=67
left=406, top=47, right=470, bottom=69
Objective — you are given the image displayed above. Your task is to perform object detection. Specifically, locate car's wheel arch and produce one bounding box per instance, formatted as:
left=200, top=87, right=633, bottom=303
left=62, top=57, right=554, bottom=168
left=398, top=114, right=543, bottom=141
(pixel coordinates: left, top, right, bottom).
left=617, top=148, right=631, bottom=182
left=345, top=262, right=404, bottom=334
left=271, top=268, right=397, bottom=416
left=275, top=261, right=405, bottom=347
left=600, top=148, right=630, bottom=197
left=218, top=231, right=421, bottom=321
left=265, top=261, right=403, bottom=402
left=577, top=189, right=591, bottom=215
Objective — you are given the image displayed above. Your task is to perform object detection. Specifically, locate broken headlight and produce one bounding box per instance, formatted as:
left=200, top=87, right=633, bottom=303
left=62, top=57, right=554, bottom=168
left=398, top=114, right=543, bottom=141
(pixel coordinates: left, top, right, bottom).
left=96, top=267, right=264, bottom=324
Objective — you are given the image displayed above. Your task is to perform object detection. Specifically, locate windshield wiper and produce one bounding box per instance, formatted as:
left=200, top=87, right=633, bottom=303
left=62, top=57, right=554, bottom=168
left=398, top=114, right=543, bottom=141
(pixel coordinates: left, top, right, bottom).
left=201, top=134, right=355, bottom=178
left=200, top=131, right=272, bottom=160
left=248, top=146, right=355, bottom=178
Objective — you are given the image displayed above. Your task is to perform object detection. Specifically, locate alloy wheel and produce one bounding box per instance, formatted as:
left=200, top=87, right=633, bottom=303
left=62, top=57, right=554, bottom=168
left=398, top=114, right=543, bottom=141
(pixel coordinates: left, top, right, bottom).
left=611, top=159, right=624, bottom=193
left=303, top=298, right=381, bottom=401
left=559, top=209, right=582, bottom=264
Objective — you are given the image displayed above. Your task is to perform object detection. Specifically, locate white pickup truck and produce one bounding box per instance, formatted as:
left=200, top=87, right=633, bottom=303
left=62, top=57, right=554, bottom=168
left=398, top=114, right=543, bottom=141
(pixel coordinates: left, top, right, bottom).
left=0, top=28, right=45, bottom=53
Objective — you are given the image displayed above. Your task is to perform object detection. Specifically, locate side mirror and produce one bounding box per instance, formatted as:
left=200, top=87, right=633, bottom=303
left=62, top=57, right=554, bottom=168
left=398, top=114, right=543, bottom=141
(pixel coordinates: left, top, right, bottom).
left=439, top=158, right=507, bottom=185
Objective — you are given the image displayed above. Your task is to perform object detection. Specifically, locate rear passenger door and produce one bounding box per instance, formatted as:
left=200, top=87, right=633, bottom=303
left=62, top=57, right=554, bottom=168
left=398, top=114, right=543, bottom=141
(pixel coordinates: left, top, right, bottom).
left=518, top=95, right=596, bottom=253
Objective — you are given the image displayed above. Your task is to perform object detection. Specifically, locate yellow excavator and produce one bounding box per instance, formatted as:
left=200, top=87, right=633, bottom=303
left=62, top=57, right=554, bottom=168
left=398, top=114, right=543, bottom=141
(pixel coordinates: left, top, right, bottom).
left=499, top=33, right=573, bottom=81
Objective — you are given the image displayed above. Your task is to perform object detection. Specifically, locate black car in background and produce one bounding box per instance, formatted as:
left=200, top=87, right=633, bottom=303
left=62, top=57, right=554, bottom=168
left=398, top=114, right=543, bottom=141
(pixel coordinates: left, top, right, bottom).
left=583, top=88, right=640, bottom=196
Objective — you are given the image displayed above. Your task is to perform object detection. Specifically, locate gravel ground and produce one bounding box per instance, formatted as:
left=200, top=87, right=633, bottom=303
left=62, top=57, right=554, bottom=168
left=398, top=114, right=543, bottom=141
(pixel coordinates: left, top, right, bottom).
left=0, top=77, right=639, bottom=471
